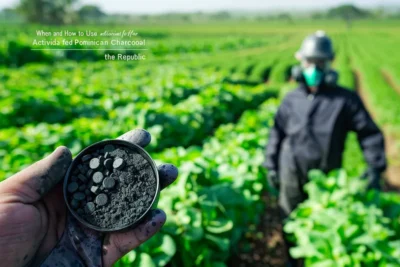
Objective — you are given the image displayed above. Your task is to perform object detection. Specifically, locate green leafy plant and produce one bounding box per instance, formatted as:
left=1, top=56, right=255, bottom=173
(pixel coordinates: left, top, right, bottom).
left=284, top=170, right=400, bottom=267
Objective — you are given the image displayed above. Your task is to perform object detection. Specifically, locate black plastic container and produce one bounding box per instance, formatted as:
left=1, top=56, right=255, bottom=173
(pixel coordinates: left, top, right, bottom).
left=63, top=139, right=160, bottom=232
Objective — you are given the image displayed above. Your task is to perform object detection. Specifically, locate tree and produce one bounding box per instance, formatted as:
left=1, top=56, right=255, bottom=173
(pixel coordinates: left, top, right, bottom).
left=311, top=12, right=325, bottom=20
left=327, top=4, right=370, bottom=28
left=0, top=8, right=21, bottom=21
left=389, top=11, right=400, bottom=19
left=78, top=5, right=105, bottom=22
left=327, top=4, right=370, bottom=19
left=17, top=0, right=78, bottom=25
left=276, top=13, right=294, bottom=24
left=210, top=11, right=231, bottom=20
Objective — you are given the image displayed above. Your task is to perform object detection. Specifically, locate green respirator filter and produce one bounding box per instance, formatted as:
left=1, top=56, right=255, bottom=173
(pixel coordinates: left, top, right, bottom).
left=302, top=66, right=324, bottom=87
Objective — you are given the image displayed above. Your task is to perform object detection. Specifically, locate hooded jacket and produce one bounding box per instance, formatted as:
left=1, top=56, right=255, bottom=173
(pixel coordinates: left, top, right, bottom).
left=264, top=83, right=387, bottom=180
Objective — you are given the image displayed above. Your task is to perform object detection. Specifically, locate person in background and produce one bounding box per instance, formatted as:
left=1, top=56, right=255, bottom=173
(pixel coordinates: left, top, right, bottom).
left=263, top=31, right=387, bottom=266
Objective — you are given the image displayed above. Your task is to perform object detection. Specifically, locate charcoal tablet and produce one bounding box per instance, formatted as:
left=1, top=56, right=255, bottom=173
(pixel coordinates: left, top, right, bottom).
left=71, top=199, right=79, bottom=209
left=78, top=174, right=87, bottom=183
left=90, top=186, right=100, bottom=194
left=85, top=202, right=95, bottom=214
left=78, top=164, right=86, bottom=174
left=92, top=172, right=104, bottom=184
left=95, top=193, right=108, bottom=206
left=67, top=182, right=78, bottom=193
left=87, top=169, right=94, bottom=178
left=89, top=158, right=101, bottom=170
left=104, top=158, right=113, bottom=171
left=113, top=158, right=125, bottom=170
left=104, top=144, right=115, bottom=153
left=82, top=154, right=92, bottom=162
left=73, top=192, right=86, bottom=201
left=103, top=177, right=115, bottom=189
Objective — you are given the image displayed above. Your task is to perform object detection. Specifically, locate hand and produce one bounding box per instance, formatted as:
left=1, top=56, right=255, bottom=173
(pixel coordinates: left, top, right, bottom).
left=361, top=168, right=381, bottom=190
left=267, top=170, right=280, bottom=191
left=0, top=129, right=178, bottom=267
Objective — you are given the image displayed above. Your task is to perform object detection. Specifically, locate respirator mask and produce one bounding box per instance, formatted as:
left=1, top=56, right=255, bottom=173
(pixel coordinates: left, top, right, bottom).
left=291, top=60, right=338, bottom=87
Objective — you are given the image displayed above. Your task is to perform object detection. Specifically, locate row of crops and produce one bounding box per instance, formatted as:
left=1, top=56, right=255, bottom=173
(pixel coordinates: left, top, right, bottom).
left=0, top=54, right=282, bottom=266
left=0, top=61, right=280, bottom=179
left=1, top=22, right=400, bottom=266
left=115, top=99, right=279, bottom=266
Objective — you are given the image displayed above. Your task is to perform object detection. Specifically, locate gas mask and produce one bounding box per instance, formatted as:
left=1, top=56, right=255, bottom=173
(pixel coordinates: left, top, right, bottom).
left=302, top=65, right=324, bottom=87
left=291, top=63, right=338, bottom=87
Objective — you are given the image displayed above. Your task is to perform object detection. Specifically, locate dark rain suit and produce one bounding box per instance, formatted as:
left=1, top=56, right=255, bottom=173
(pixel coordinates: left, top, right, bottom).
left=264, top=82, right=387, bottom=217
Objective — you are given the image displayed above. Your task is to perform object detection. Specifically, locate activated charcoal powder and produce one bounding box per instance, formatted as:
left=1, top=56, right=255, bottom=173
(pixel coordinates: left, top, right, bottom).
left=64, top=141, right=159, bottom=231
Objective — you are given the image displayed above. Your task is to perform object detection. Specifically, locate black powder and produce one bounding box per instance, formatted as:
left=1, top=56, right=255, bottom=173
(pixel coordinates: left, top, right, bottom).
left=65, top=143, right=157, bottom=230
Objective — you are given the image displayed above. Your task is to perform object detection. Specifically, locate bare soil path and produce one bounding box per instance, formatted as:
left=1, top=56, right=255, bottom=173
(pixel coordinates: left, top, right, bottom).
left=227, top=192, right=286, bottom=267
left=382, top=70, right=400, bottom=96
left=354, top=70, right=400, bottom=191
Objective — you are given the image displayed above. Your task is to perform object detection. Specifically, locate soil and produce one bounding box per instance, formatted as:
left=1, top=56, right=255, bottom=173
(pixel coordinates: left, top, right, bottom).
left=227, top=191, right=286, bottom=267
left=65, top=143, right=158, bottom=230
left=353, top=70, right=400, bottom=191
left=382, top=133, right=400, bottom=192
left=382, top=70, right=400, bottom=96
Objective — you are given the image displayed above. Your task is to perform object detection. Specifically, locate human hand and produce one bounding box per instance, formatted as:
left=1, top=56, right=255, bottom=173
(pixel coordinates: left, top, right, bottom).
left=267, top=170, right=280, bottom=191
left=0, top=129, right=178, bottom=267
left=360, top=168, right=382, bottom=190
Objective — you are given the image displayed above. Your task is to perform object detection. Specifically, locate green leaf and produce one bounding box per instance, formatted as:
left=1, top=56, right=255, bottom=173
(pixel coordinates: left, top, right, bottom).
left=352, top=234, right=375, bottom=245
left=152, top=234, right=177, bottom=266
left=290, top=244, right=320, bottom=258
left=206, top=219, right=233, bottom=234
left=134, top=253, right=156, bottom=267
left=177, top=207, right=204, bottom=241
left=118, top=250, right=136, bottom=264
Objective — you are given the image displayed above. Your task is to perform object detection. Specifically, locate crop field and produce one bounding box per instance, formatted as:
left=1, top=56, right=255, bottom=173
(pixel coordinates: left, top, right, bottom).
left=1, top=21, right=400, bottom=266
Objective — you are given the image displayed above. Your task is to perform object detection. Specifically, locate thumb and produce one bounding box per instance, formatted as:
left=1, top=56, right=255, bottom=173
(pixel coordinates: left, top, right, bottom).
left=102, top=209, right=166, bottom=267
left=0, top=146, right=72, bottom=204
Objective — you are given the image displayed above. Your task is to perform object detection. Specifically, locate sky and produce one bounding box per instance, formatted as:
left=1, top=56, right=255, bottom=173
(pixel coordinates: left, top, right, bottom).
left=0, top=0, right=398, bottom=14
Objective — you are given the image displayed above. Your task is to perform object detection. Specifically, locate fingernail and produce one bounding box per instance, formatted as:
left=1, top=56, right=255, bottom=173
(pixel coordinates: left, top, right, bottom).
left=119, top=129, right=151, bottom=148
left=158, top=164, right=178, bottom=189
left=54, top=146, right=72, bottom=159
left=137, top=209, right=166, bottom=241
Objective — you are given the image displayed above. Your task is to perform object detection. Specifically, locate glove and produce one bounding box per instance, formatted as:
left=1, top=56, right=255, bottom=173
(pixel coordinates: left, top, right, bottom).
left=0, top=129, right=179, bottom=267
left=361, top=168, right=382, bottom=190
left=267, top=170, right=280, bottom=191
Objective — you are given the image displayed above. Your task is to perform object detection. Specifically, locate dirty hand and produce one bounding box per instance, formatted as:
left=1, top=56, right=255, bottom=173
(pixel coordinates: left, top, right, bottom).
left=267, top=170, right=280, bottom=191
left=0, top=129, right=178, bottom=267
left=361, top=167, right=381, bottom=190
